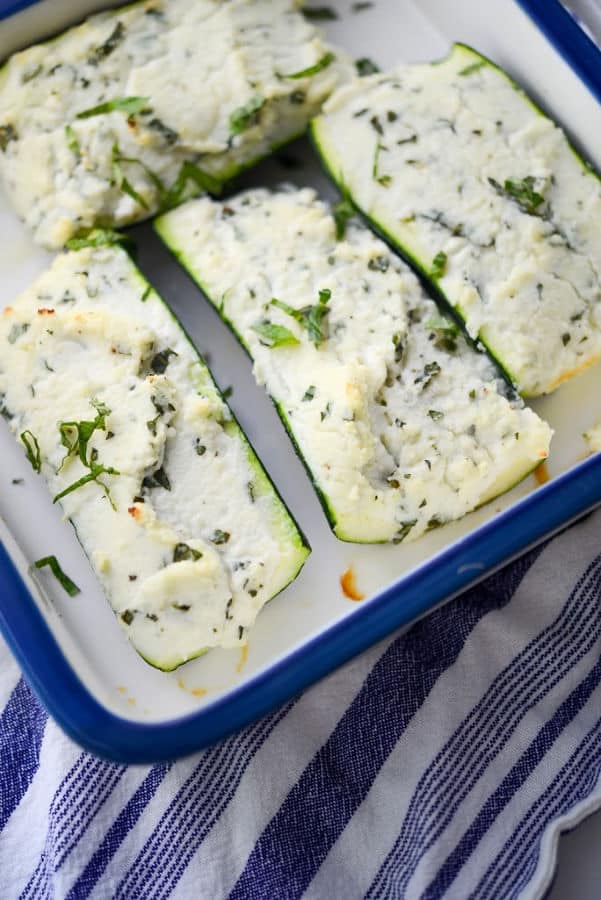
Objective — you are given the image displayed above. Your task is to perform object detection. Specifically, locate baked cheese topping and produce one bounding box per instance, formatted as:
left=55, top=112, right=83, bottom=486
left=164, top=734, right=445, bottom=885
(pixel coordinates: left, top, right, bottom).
left=156, top=187, right=552, bottom=543
left=0, top=0, right=349, bottom=248
left=0, top=246, right=308, bottom=670
left=311, top=43, right=601, bottom=397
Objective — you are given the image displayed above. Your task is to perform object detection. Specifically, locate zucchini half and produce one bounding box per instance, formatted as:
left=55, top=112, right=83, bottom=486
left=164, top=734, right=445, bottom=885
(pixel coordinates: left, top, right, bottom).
left=0, top=0, right=350, bottom=248
left=155, top=186, right=552, bottom=544
left=0, top=243, right=309, bottom=671
left=310, top=43, right=601, bottom=398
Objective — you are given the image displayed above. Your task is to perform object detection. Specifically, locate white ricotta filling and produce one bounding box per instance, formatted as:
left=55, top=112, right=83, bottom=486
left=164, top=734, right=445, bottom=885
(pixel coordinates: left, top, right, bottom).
left=0, top=246, right=308, bottom=669
left=156, top=186, right=552, bottom=543
left=312, top=43, right=601, bottom=397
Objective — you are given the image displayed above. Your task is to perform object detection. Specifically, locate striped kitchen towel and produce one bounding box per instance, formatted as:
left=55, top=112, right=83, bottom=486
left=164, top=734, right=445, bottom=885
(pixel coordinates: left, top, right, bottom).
left=1, top=506, right=601, bottom=899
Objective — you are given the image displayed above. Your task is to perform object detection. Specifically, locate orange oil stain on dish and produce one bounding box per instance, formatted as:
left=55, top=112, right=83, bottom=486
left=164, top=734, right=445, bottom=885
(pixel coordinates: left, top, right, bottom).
left=533, top=461, right=550, bottom=486
left=340, top=566, right=365, bottom=602
left=116, top=686, right=127, bottom=694
left=177, top=675, right=208, bottom=698
left=237, top=644, right=249, bottom=673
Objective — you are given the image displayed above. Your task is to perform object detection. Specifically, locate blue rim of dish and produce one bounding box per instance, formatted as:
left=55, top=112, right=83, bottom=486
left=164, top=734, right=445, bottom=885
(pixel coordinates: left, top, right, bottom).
left=2, top=452, right=601, bottom=763
left=0, top=0, right=600, bottom=763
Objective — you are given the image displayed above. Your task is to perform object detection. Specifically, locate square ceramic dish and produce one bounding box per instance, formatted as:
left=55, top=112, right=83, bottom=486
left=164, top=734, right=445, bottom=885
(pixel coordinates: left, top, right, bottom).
left=0, top=0, right=600, bottom=763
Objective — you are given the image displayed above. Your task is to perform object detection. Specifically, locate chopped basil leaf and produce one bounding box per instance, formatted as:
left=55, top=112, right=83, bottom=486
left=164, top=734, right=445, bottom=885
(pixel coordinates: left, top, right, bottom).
left=487, top=175, right=545, bottom=216
left=271, top=288, right=331, bottom=347
left=368, top=255, right=389, bottom=273
left=427, top=516, right=444, bottom=530
left=54, top=464, right=120, bottom=506
left=142, top=466, right=171, bottom=491
left=0, top=124, right=18, bottom=152
left=121, top=609, right=134, bottom=625
left=356, top=57, right=380, bottom=76
left=33, top=555, right=80, bottom=596
left=428, top=409, right=444, bottom=420
left=210, top=529, right=230, bottom=545
left=284, top=51, right=336, bottom=79
left=251, top=321, right=300, bottom=348
left=162, top=160, right=222, bottom=209
left=0, top=393, right=12, bottom=420
left=20, top=430, right=41, bottom=473
left=147, top=117, right=179, bottom=146
left=76, top=96, right=150, bottom=119
left=393, top=520, right=417, bottom=544
left=458, top=60, right=486, bottom=76
left=111, top=143, right=156, bottom=209
left=55, top=400, right=119, bottom=506
left=173, top=543, right=202, bottom=562
left=149, top=348, right=178, bottom=374
left=65, top=227, right=129, bottom=251
left=59, top=398, right=110, bottom=468
left=230, top=95, right=265, bottom=134
left=302, top=385, right=316, bottom=402
left=194, top=439, right=207, bottom=456
left=8, top=322, right=29, bottom=344
left=141, top=285, right=152, bottom=302
left=222, top=386, right=233, bottom=400
left=430, top=251, right=447, bottom=279
left=333, top=195, right=355, bottom=239
left=425, top=316, right=458, bottom=335
left=425, top=315, right=459, bottom=352
left=64, top=124, right=80, bottom=156
left=415, top=361, right=441, bottom=389
left=302, top=5, right=338, bottom=19
left=88, top=21, right=125, bottom=65
left=372, top=141, right=391, bottom=186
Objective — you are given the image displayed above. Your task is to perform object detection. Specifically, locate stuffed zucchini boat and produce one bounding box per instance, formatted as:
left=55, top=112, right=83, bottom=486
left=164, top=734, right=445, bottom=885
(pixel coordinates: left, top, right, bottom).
left=0, top=242, right=309, bottom=670
left=155, top=186, right=552, bottom=543
left=0, top=0, right=349, bottom=249
left=311, top=43, right=601, bottom=397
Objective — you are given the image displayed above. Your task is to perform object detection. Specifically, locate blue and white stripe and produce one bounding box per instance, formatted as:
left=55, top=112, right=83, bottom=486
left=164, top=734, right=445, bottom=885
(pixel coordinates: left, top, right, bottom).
left=1, top=509, right=601, bottom=899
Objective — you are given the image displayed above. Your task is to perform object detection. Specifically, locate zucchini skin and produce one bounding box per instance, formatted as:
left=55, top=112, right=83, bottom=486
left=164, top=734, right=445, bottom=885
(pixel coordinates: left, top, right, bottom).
left=311, top=43, right=601, bottom=398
